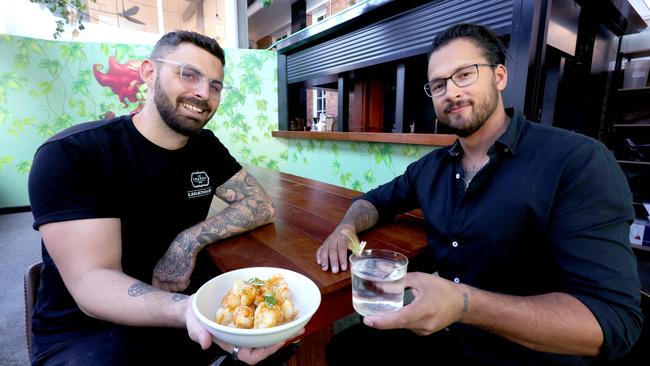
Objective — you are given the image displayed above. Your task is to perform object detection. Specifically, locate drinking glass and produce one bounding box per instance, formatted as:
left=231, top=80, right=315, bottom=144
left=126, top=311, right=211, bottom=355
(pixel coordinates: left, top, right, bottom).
left=350, top=249, right=408, bottom=316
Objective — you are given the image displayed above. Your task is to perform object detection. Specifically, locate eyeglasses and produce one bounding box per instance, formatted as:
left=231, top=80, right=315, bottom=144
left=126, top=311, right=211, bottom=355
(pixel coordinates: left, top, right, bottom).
left=423, top=63, right=497, bottom=97
left=155, top=58, right=227, bottom=99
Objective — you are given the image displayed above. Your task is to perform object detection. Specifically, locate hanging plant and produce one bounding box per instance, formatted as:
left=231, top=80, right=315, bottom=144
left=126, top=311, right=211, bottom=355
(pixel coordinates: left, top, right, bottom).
left=260, top=0, right=273, bottom=8
left=30, top=0, right=96, bottom=39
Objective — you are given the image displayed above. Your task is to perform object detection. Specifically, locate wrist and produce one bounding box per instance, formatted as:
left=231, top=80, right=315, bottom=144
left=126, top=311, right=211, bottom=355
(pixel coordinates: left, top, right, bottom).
left=456, top=283, right=471, bottom=324
left=171, top=234, right=201, bottom=257
left=337, top=223, right=355, bottom=233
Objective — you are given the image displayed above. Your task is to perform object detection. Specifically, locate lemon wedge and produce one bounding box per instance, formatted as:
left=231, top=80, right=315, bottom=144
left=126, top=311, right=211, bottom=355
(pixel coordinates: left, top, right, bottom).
left=340, top=228, right=366, bottom=255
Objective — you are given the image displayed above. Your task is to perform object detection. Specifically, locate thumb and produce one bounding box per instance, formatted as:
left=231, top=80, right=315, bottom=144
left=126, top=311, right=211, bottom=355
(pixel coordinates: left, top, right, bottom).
left=197, top=327, right=213, bottom=350
left=363, top=303, right=415, bottom=330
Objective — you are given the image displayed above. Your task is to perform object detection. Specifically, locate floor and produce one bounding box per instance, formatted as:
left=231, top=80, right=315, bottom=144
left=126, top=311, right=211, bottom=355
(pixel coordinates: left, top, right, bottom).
left=0, top=211, right=41, bottom=366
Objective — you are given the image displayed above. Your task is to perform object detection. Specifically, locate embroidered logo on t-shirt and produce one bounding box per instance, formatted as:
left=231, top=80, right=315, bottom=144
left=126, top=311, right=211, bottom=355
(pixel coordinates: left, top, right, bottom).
left=188, top=171, right=212, bottom=199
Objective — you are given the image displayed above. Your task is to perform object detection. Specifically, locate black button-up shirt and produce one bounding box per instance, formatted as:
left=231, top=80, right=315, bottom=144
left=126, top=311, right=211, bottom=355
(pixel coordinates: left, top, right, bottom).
left=362, top=109, right=642, bottom=364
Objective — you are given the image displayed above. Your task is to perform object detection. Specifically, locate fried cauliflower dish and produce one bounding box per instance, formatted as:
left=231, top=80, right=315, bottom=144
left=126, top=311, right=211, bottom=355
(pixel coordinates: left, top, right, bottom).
left=215, top=274, right=298, bottom=329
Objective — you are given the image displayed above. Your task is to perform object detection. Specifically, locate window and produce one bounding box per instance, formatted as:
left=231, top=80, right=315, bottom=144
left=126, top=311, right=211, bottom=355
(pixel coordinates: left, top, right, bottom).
left=314, top=90, right=326, bottom=118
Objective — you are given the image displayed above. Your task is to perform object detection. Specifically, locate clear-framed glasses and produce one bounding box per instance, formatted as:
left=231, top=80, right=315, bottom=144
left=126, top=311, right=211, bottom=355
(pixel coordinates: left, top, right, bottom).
left=423, top=63, right=497, bottom=97
left=155, top=58, right=228, bottom=99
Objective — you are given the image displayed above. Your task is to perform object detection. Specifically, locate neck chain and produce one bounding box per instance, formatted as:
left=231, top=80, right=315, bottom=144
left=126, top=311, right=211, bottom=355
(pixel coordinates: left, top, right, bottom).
left=462, top=158, right=489, bottom=188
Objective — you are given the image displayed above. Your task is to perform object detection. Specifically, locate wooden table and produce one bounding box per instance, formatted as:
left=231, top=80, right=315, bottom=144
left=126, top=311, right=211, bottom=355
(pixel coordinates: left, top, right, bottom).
left=205, top=166, right=428, bottom=365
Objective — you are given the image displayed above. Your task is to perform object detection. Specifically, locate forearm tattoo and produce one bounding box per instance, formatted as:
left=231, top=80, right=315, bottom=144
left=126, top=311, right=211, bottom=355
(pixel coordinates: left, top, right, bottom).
left=128, top=282, right=162, bottom=297
left=191, top=169, right=274, bottom=249
left=343, top=200, right=379, bottom=232
left=171, top=293, right=188, bottom=302
left=128, top=282, right=187, bottom=301
left=460, top=292, right=470, bottom=321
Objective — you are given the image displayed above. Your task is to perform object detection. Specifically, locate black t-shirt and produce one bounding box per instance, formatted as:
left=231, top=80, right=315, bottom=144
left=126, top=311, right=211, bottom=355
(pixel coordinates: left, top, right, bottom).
left=28, top=115, right=241, bottom=336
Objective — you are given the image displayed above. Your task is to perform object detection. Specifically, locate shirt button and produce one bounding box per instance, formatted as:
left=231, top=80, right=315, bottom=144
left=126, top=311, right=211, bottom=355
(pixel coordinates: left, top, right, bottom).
left=452, top=241, right=459, bottom=248
left=453, top=277, right=460, bottom=283
left=455, top=173, right=460, bottom=179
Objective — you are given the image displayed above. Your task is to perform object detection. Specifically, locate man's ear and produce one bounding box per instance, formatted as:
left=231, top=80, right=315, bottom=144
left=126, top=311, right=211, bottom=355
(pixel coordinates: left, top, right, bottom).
left=495, top=64, right=508, bottom=91
left=140, top=59, right=156, bottom=88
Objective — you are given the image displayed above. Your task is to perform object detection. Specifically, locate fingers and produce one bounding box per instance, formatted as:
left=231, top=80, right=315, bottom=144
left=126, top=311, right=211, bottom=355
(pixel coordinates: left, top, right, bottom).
left=316, top=244, right=328, bottom=271
left=327, top=239, right=341, bottom=273
left=185, top=295, right=213, bottom=350
left=363, top=303, right=415, bottom=330
left=212, top=340, right=286, bottom=365
left=151, top=277, right=189, bottom=292
left=337, top=241, right=348, bottom=272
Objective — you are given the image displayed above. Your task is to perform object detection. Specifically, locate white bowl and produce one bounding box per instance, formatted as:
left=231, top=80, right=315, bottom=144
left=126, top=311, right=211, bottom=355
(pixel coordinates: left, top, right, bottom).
left=192, top=267, right=321, bottom=348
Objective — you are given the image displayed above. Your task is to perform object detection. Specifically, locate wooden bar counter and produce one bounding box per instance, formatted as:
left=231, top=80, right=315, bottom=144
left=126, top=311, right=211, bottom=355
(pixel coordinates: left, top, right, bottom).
left=204, top=165, right=428, bottom=365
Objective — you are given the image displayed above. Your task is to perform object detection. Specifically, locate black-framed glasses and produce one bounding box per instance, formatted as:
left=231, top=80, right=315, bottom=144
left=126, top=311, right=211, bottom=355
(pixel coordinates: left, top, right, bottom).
left=423, top=63, right=497, bottom=97
left=155, top=58, right=227, bottom=99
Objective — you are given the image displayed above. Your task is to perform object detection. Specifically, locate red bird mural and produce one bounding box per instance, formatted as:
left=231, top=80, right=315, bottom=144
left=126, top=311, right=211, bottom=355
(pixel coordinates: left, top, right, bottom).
left=93, top=56, right=145, bottom=118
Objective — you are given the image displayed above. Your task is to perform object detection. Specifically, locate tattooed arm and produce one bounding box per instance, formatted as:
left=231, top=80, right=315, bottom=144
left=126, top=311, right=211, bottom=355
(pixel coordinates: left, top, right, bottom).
left=315, top=199, right=379, bottom=273
left=38, top=218, right=213, bottom=347
left=152, top=168, right=275, bottom=292
left=40, top=217, right=289, bottom=361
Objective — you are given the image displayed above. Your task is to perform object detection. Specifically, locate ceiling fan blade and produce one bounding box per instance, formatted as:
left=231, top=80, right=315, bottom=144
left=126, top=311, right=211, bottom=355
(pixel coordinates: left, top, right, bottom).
left=124, top=15, right=146, bottom=25
left=122, top=5, right=139, bottom=17
left=182, top=0, right=199, bottom=21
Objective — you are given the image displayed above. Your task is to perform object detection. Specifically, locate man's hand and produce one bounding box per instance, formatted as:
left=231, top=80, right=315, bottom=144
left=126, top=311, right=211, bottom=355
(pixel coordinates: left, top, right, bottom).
left=185, top=294, right=214, bottom=349
left=185, top=295, right=304, bottom=365
left=315, top=199, right=379, bottom=273
left=152, top=240, right=197, bottom=292
left=316, top=224, right=355, bottom=273
left=362, top=272, right=466, bottom=335
left=213, top=329, right=304, bottom=365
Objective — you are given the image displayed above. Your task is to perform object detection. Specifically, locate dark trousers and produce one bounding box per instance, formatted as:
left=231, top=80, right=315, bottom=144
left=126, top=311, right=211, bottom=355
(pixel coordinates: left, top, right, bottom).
left=325, top=322, right=595, bottom=366
left=33, top=325, right=299, bottom=366
left=326, top=323, right=469, bottom=366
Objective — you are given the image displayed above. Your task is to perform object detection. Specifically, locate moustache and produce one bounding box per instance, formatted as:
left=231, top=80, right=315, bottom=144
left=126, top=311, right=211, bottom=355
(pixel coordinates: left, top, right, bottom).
left=444, top=100, right=471, bottom=114
left=179, top=96, right=210, bottom=112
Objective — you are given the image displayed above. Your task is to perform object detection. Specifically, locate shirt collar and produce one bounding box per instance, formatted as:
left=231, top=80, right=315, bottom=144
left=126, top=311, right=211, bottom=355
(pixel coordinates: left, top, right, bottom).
left=445, top=107, right=526, bottom=159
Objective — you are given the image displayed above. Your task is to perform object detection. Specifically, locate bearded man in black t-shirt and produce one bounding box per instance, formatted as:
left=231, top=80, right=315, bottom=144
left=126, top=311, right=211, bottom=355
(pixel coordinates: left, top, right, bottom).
left=28, top=31, right=294, bottom=366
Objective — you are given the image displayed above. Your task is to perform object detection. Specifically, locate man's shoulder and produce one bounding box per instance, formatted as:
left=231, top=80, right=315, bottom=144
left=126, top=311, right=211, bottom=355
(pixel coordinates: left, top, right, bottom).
left=40, top=115, right=132, bottom=150
left=522, top=120, right=604, bottom=155
left=414, top=145, right=452, bottom=166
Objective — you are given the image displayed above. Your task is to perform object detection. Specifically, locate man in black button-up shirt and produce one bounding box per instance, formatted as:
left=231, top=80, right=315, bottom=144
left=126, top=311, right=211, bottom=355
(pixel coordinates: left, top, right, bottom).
left=318, top=23, right=642, bottom=364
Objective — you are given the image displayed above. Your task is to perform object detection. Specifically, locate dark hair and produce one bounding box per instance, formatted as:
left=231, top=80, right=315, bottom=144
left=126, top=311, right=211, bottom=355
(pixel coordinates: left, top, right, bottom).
left=427, top=23, right=506, bottom=66
left=151, top=31, right=225, bottom=67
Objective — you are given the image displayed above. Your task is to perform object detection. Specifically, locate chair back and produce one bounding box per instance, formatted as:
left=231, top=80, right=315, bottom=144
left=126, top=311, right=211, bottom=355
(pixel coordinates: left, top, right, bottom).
left=24, top=262, right=41, bottom=362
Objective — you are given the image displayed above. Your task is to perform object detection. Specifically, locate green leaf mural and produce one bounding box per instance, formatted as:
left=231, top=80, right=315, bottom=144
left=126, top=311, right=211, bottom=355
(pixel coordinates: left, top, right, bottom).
left=15, top=160, right=32, bottom=175
left=0, top=156, right=14, bottom=177
left=332, top=159, right=341, bottom=176
left=340, top=172, right=353, bottom=187
left=0, top=35, right=439, bottom=209
left=39, top=59, right=62, bottom=76
left=364, top=169, right=376, bottom=184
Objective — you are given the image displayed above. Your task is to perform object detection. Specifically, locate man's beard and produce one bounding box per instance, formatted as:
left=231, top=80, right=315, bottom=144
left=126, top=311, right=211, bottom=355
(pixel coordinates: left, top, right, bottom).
left=154, top=77, right=213, bottom=136
left=436, top=84, right=499, bottom=138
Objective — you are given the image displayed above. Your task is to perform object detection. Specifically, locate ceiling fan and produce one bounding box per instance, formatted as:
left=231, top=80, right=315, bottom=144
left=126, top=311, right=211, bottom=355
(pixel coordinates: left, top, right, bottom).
left=92, top=0, right=145, bottom=26
left=182, top=0, right=205, bottom=33
left=119, top=4, right=145, bottom=25
left=115, top=0, right=145, bottom=25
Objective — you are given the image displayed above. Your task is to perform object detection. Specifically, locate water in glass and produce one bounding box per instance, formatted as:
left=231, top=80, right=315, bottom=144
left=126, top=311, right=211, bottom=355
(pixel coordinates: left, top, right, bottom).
left=351, top=256, right=406, bottom=316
